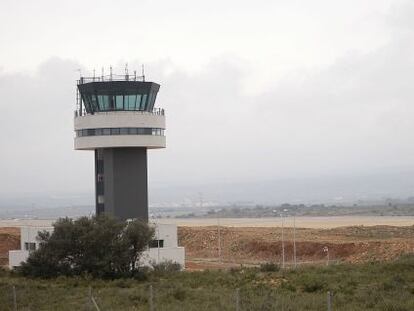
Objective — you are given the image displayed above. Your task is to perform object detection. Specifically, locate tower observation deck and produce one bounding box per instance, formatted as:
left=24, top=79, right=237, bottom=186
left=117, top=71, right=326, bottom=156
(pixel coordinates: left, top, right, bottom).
left=74, top=71, right=165, bottom=221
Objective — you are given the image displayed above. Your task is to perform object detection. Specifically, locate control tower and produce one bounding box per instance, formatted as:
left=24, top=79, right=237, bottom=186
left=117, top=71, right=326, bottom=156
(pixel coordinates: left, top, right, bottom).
left=74, top=70, right=165, bottom=221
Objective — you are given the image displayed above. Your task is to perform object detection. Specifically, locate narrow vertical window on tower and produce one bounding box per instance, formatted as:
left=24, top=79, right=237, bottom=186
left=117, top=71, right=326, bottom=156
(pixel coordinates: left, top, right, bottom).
left=115, top=95, right=124, bottom=110
left=91, top=95, right=98, bottom=111
left=136, top=94, right=142, bottom=110
left=147, top=93, right=153, bottom=110
left=141, top=94, right=148, bottom=110
left=127, top=95, right=136, bottom=110
left=95, top=149, right=105, bottom=215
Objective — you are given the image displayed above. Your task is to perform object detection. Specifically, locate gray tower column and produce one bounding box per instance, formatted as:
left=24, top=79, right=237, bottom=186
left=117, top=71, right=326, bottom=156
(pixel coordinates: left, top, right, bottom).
left=95, top=148, right=148, bottom=221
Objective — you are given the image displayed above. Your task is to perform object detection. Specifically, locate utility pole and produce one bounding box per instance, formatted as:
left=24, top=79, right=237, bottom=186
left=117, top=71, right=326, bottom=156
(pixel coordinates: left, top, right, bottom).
left=198, top=192, right=203, bottom=209
left=293, top=214, right=297, bottom=268
left=12, top=286, right=17, bottom=311
left=157, top=215, right=160, bottom=263
left=149, top=285, right=154, bottom=311
left=235, top=288, right=240, bottom=311
left=323, top=246, right=329, bottom=266
left=218, top=214, right=222, bottom=264
left=151, top=213, right=160, bottom=263
left=327, top=291, right=333, bottom=311
left=281, top=213, right=285, bottom=269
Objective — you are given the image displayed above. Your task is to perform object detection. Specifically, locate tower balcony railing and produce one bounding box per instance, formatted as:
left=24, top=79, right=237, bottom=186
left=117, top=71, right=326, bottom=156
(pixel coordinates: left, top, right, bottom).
left=74, top=107, right=165, bottom=118
left=78, top=74, right=145, bottom=84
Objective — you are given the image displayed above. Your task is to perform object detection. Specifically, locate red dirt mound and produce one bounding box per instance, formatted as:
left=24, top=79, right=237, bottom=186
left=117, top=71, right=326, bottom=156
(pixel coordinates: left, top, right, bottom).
left=178, top=225, right=414, bottom=268
left=0, top=227, right=20, bottom=267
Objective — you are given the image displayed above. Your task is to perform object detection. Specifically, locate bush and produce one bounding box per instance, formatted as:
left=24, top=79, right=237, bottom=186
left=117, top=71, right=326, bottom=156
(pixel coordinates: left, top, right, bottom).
left=0, top=266, right=9, bottom=277
left=302, top=279, right=326, bottom=293
left=172, top=287, right=187, bottom=301
left=259, top=262, right=280, bottom=272
left=151, top=261, right=182, bottom=274
left=19, top=215, right=154, bottom=278
left=281, top=281, right=297, bottom=292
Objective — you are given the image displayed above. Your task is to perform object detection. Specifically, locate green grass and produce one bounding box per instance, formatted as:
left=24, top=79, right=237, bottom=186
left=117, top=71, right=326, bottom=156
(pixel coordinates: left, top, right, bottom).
left=1, top=255, right=414, bottom=310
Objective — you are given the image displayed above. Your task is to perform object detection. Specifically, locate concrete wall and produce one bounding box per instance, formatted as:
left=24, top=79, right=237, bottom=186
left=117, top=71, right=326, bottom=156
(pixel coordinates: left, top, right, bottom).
left=143, top=223, right=185, bottom=268
left=74, top=111, right=166, bottom=150
left=75, top=135, right=165, bottom=150
left=9, top=250, right=29, bottom=269
left=74, top=111, right=165, bottom=129
left=101, top=148, right=148, bottom=221
left=20, top=226, right=53, bottom=249
left=140, top=247, right=185, bottom=267
left=153, top=223, right=178, bottom=247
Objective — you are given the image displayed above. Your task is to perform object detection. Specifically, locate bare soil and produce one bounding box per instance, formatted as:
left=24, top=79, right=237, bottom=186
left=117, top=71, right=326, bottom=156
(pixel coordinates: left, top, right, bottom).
left=178, top=225, right=414, bottom=269
left=0, top=227, right=19, bottom=266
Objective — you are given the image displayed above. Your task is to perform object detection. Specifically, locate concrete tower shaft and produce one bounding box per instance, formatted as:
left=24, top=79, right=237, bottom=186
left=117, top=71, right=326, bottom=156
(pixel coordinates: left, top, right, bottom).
left=74, top=73, right=165, bottom=221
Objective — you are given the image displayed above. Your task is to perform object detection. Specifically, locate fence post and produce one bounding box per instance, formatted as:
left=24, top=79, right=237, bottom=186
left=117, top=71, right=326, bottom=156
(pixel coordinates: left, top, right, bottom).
left=235, top=288, right=240, bottom=311
left=149, top=284, right=154, bottom=311
left=12, top=285, right=17, bottom=311
left=89, top=286, right=101, bottom=311
left=327, top=291, right=332, bottom=311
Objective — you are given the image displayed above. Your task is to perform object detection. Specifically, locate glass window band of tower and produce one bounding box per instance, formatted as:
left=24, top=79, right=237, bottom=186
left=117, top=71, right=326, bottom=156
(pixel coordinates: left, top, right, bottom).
left=81, top=93, right=157, bottom=112
left=76, top=127, right=165, bottom=137
left=77, top=81, right=160, bottom=114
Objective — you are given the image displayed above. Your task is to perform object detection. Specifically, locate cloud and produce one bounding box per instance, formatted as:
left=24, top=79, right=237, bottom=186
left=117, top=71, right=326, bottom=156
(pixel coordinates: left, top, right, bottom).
left=0, top=58, right=93, bottom=194
left=1, top=2, right=414, bottom=199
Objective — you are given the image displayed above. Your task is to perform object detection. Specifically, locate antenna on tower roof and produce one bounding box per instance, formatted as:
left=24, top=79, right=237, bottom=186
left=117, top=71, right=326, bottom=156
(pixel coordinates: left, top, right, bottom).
left=93, top=68, right=96, bottom=81
left=125, top=63, right=129, bottom=81
left=101, top=67, right=104, bottom=81
left=142, top=64, right=145, bottom=81
left=109, top=66, right=113, bottom=81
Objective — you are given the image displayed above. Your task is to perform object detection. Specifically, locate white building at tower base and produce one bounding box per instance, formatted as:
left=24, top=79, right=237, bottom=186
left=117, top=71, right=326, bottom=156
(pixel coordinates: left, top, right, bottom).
left=9, top=223, right=185, bottom=270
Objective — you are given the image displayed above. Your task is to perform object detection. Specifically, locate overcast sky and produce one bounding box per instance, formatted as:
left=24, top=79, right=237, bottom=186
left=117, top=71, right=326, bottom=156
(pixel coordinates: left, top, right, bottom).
left=1, top=0, right=414, bottom=198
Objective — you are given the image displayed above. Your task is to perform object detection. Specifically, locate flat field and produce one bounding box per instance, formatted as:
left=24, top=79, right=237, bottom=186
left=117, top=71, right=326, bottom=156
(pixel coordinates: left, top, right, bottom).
left=163, top=216, right=414, bottom=228
left=1, top=215, right=414, bottom=228
left=0, top=255, right=413, bottom=310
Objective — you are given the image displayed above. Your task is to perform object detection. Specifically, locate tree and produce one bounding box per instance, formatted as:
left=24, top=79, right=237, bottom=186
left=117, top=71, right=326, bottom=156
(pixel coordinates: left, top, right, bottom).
left=19, top=215, right=154, bottom=278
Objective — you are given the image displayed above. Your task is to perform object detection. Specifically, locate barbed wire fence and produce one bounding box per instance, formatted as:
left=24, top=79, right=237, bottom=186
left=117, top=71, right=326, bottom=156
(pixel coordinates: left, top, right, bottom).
left=4, top=281, right=414, bottom=310
left=5, top=283, right=339, bottom=310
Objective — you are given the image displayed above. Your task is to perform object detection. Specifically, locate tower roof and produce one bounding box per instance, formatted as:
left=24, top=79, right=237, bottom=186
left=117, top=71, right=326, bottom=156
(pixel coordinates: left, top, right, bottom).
left=77, top=75, right=160, bottom=114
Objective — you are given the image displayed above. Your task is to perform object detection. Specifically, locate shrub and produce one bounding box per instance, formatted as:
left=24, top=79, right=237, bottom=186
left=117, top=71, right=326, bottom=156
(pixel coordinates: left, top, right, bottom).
left=19, top=215, right=154, bottom=278
left=281, top=281, right=297, bottom=292
left=302, top=279, right=326, bottom=293
left=229, top=267, right=242, bottom=274
left=0, top=266, right=9, bottom=277
left=172, top=287, right=187, bottom=301
left=151, top=260, right=182, bottom=274
left=259, top=262, right=280, bottom=272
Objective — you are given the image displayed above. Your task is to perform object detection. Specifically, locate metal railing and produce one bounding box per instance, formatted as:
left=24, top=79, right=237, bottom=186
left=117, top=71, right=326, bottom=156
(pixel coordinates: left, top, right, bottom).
left=74, top=107, right=165, bottom=118
left=78, top=73, right=145, bottom=84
